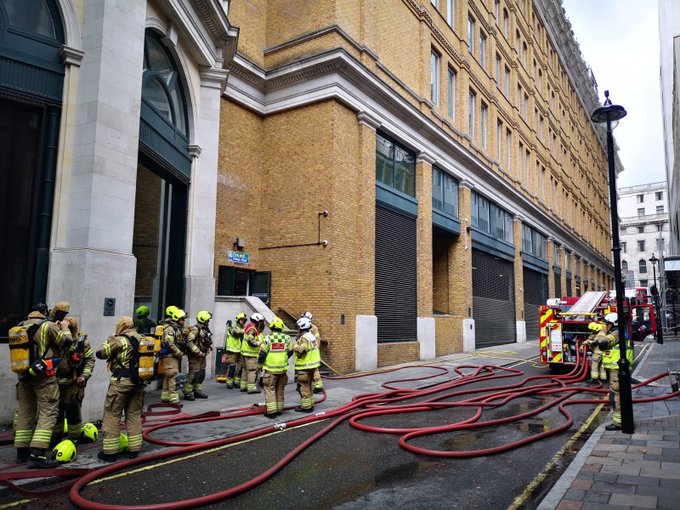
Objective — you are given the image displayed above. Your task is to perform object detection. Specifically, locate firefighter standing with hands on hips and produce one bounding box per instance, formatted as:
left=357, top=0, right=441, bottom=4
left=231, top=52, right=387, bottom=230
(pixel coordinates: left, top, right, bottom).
left=598, top=312, right=634, bottom=431
left=13, top=301, right=73, bottom=468
left=95, top=316, right=146, bottom=462
left=182, top=310, right=213, bottom=401
left=53, top=316, right=95, bottom=444
left=293, top=316, right=321, bottom=413
left=224, top=312, right=247, bottom=389
left=583, top=316, right=607, bottom=385
left=240, top=313, right=265, bottom=393
left=160, top=308, right=187, bottom=404
left=258, top=318, right=293, bottom=418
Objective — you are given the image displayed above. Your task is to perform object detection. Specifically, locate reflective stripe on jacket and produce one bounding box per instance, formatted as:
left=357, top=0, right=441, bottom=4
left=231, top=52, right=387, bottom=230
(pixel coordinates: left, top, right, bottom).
left=261, top=332, right=291, bottom=373
left=601, top=330, right=634, bottom=369
left=294, top=332, right=320, bottom=370
left=241, top=322, right=262, bottom=357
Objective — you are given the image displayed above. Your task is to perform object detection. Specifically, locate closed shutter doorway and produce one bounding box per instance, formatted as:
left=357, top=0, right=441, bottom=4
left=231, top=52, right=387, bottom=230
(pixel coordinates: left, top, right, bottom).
left=473, top=249, right=515, bottom=347
left=524, top=268, right=548, bottom=341
left=375, top=205, right=417, bottom=341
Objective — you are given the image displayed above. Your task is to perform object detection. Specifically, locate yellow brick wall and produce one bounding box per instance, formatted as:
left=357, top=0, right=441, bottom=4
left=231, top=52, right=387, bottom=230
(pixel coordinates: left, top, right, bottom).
left=378, top=341, right=420, bottom=367
left=229, top=0, right=267, bottom=67
left=434, top=315, right=462, bottom=356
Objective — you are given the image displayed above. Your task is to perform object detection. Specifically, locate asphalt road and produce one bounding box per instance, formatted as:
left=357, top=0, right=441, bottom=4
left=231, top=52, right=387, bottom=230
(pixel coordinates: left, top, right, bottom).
left=0, top=357, right=606, bottom=510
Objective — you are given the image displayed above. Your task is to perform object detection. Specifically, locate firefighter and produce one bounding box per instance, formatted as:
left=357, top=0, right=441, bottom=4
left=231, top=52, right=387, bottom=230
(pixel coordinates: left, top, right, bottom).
left=134, top=305, right=156, bottom=336
left=14, top=301, right=73, bottom=468
left=240, top=313, right=265, bottom=393
left=95, top=316, right=145, bottom=462
left=225, top=312, right=247, bottom=389
left=258, top=318, right=293, bottom=418
left=182, top=311, right=213, bottom=400
left=583, top=317, right=607, bottom=385
left=599, top=312, right=634, bottom=431
left=160, top=308, right=186, bottom=404
left=293, top=317, right=320, bottom=413
left=300, top=311, right=325, bottom=394
left=54, top=317, right=95, bottom=443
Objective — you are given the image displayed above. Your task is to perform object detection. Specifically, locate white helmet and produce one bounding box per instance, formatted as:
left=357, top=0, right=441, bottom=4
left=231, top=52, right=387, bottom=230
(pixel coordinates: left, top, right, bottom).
left=250, top=313, right=264, bottom=323
left=302, top=311, right=313, bottom=320
left=604, top=312, right=618, bottom=326
left=297, top=317, right=312, bottom=330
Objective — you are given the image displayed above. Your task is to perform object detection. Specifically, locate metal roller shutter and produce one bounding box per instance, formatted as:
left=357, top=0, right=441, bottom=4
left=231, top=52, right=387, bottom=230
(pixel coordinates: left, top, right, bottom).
left=472, top=249, right=515, bottom=347
left=375, top=205, right=417, bottom=341
left=524, top=268, right=548, bottom=341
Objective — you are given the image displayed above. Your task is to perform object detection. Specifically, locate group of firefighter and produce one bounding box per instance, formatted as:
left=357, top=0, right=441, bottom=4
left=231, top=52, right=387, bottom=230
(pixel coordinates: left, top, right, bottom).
left=11, top=301, right=325, bottom=468
left=583, top=311, right=634, bottom=431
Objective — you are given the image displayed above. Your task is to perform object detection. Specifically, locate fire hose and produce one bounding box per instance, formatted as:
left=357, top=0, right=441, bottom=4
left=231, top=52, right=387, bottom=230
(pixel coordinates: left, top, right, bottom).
left=0, top=349, right=677, bottom=509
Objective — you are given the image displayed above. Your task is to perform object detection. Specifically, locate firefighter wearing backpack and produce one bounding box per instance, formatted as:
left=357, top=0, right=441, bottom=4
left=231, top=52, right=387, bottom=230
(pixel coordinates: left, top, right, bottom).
left=182, top=311, right=213, bottom=400
left=258, top=318, right=293, bottom=418
left=225, top=313, right=247, bottom=389
left=95, top=316, right=146, bottom=462
left=53, top=317, right=95, bottom=444
left=160, top=308, right=187, bottom=404
left=134, top=305, right=156, bottom=336
left=583, top=317, right=607, bottom=385
left=301, top=311, right=325, bottom=394
left=293, top=317, right=321, bottom=413
left=13, top=301, right=74, bottom=468
left=599, top=312, right=634, bottom=431
left=240, top=313, right=265, bottom=393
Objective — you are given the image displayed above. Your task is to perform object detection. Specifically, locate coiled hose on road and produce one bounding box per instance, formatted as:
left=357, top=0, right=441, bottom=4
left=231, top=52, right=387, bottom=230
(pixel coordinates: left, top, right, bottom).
left=1, top=348, right=678, bottom=509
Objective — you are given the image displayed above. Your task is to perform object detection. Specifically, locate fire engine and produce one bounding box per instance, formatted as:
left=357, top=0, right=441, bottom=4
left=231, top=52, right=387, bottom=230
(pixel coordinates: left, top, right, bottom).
left=539, top=290, right=657, bottom=369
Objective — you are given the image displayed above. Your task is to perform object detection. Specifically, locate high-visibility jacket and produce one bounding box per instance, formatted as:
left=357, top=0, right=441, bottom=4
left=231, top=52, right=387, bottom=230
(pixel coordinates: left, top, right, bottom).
left=294, top=331, right=320, bottom=370
left=601, top=330, right=634, bottom=369
left=261, top=332, right=291, bottom=374
left=225, top=322, right=244, bottom=353
left=241, top=322, right=262, bottom=358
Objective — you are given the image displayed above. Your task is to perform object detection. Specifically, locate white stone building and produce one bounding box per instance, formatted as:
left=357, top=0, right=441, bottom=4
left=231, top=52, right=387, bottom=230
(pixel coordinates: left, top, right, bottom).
left=618, top=182, right=670, bottom=289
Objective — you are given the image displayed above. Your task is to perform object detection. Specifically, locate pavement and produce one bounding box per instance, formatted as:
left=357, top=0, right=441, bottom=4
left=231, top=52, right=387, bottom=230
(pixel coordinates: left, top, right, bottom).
left=537, top=333, right=680, bottom=510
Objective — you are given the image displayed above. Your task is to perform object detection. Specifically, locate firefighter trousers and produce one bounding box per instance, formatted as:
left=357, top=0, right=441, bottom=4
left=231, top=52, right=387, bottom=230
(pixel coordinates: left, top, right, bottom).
left=263, top=371, right=287, bottom=414
left=14, top=376, right=59, bottom=449
left=102, top=379, right=145, bottom=454
left=241, top=356, right=259, bottom=392
left=185, top=355, right=207, bottom=392
left=55, top=384, right=86, bottom=441
left=161, top=356, right=180, bottom=403
left=590, top=349, right=607, bottom=380
left=608, top=369, right=621, bottom=427
left=225, top=352, right=242, bottom=387
left=296, top=369, right=315, bottom=410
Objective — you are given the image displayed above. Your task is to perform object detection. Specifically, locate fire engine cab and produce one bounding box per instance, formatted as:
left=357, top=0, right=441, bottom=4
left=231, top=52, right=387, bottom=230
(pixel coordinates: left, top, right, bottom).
left=539, top=290, right=656, bottom=369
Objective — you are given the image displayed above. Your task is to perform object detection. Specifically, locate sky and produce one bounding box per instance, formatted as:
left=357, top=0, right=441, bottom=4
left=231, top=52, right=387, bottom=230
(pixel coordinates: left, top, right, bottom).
left=561, top=0, right=666, bottom=188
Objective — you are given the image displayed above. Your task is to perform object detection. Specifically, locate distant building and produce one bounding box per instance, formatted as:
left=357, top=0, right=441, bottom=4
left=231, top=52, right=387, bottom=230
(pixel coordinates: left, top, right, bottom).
left=618, top=182, right=670, bottom=288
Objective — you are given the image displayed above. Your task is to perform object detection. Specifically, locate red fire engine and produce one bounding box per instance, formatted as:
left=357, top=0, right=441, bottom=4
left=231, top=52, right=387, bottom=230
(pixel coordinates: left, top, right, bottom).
left=539, top=290, right=657, bottom=369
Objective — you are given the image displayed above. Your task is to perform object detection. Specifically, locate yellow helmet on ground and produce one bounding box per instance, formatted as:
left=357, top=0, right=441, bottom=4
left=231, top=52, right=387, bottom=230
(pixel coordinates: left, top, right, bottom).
left=81, top=422, right=99, bottom=443
left=52, top=439, right=77, bottom=463
left=119, top=433, right=129, bottom=452
left=197, top=311, right=212, bottom=324
left=269, top=317, right=284, bottom=331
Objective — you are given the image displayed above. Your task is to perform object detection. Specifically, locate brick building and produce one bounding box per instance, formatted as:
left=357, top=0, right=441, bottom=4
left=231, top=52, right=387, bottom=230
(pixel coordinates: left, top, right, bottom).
left=217, top=0, right=616, bottom=373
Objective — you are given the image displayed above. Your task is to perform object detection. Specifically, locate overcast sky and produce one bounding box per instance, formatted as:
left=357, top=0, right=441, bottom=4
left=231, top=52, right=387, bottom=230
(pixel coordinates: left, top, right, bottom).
left=562, top=0, right=665, bottom=189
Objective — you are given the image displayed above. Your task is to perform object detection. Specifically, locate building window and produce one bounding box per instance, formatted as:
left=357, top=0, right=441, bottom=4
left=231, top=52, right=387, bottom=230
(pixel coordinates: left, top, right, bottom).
left=522, top=42, right=527, bottom=67
left=376, top=133, right=416, bottom=197
left=447, top=0, right=454, bottom=26
left=432, top=167, right=458, bottom=217
left=554, top=244, right=560, bottom=267
left=468, top=15, right=475, bottom=54
left=638, top=225, right=644, bottom=234
left=430, top=50, right=440, bottom=105
left=637, top=240, right=645, bottom=252
left=657, top=238, right=665, bottom=251
left=637, top=194, right=644, bottom=203
left=622, top=242, right=627, bottom=253
left=622, top=260, right=628, bottom=271
left=657, top=205, right=664, bottom=214
left=447, top=68, right=456, bottom=120
left=497, top=120, right=503, bottom=163
left=640, top=279, right=648, bottom=287
left=472, top=192, right=513, bottom=243
left=480, top=103, right=488, bottom=148
left=504, top=66, right=510, bottom=96
left=496, top=54, right=502, bottom=87
left=495, top=0, right=500, bottom=19
left=656, top=191, right=663, bottom=200
left=479, top=31, right=487, bottom=67
left=505, top=129, right=511, bottom=170
left=468, top=90, right=476, bottom=139
left=637, top=207, right=645, bottom=216
left=431, top=0, right=439, bottom=8
left=503, top=9, right=509, bottom=37
left=518, top=142, right=524, bottom=179
left=639, top=260, right=647, bottom=274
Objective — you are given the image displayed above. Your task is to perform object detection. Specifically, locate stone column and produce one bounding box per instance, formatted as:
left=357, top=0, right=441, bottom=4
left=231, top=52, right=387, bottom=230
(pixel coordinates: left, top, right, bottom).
left=547, top=238, right=555, bottom=298
left=451, top=181, right=474, bottom=351
left=561, top=249, right=568, bottom=296
left=415, top=152, right=435, bottom=360
left=513, top=215, right=526, bottom=342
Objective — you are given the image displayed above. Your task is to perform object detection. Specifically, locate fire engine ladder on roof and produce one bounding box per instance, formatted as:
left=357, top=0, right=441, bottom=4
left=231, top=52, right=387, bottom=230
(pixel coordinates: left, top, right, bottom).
left=567, top=291, right=608, bottom=314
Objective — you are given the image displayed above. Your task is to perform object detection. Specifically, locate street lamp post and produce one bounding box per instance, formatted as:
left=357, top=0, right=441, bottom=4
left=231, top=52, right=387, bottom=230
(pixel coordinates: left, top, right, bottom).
left=649, top=253, right=664, bottom=344
left=591, top=90, right=634, bottom=434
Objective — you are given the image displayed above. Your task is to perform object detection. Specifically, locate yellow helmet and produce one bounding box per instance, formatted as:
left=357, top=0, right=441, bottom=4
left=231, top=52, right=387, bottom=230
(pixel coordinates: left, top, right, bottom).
left=136, top=305, right=150, bottom=317
left=81, top=422, right=99, bottom=443
left=235, top=312, right=247, bottom=322
left=170, top=308, right=187, bottom=322
left=196, top=310, right=212, bottom=324
left=165, top=305, right=178, bottom=318
left=269, top=317, right=284, bottom=331
left=588, top=322, right=604, bottom=332
left=52, top=439, right=77, bottom=463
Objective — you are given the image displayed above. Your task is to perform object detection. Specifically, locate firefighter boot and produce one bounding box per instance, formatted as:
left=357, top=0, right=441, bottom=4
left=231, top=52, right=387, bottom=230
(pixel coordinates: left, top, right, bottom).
left=97, top=451, right=119, bottom=463
left=27, top=448, right=57, bottom=469
left=183, top=391, right=195, bottom=401
left=16, top=447, right=30, bottom=463
left=194, top=391, right=208, bottom=399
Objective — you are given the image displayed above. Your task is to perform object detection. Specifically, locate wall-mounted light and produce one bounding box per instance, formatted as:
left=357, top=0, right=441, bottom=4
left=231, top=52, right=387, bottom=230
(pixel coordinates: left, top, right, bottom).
left=234, top=237, right=245, bottom=249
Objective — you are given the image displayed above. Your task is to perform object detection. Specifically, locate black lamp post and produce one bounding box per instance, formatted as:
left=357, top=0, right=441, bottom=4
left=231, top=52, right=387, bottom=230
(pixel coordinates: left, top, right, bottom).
left=591, top=90, right=634, bottom=434
left=649, top=253, right=663, bottom=344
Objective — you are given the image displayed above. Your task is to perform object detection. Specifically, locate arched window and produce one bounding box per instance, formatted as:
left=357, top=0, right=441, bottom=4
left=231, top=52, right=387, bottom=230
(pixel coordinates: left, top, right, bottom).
left=142, top=30, right=188, bottom=136
left=2, top=0, right=60, bottom=39
left=622, top=260, right=628, bottom=271
left=638, top=260, right=647, bottom=274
